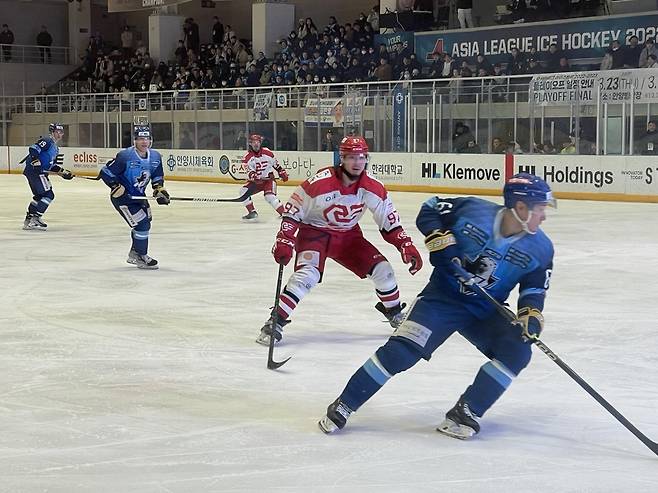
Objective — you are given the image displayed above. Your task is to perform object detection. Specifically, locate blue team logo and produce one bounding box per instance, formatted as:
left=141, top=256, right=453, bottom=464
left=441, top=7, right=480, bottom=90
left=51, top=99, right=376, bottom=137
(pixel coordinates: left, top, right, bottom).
left=135, top=170, right=151, bottom=189
left=219, top=155, right=230, bottom=174
left=166, top=155, right=176, bottom=172
left=461, top=256, right=499, bottom=294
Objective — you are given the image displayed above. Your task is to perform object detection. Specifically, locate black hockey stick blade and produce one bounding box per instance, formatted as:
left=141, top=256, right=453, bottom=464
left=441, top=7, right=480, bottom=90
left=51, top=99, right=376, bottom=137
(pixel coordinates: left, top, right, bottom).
left=267, top=263, right=292, bottom=370
left=462, top=272, right=658, bottom=456
left=129, top=189, right=253, bottom=203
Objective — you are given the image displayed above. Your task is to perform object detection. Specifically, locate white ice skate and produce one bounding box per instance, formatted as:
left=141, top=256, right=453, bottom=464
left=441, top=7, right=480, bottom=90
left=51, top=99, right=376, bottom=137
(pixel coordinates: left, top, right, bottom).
left=127, top=249, right=159, bottom=270
left=23, top=214, right=47, bottom=231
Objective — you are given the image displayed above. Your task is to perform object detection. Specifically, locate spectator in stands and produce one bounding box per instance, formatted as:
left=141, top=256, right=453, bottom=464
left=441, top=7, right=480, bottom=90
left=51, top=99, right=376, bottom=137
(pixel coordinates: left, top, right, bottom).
left=639, top=38, right=658, bottom=68
left=322, top=130, right=338, bottom=151
left=36, top=25, right=53, bottom=64
left=526, top=57, right=542, bottom=75
left=489, top=63, right=508, bottom=101
left=461, top=139, right=482, bottom=153
left=0, top=24, right=14, bottom=62
left=544, top=43, right=563, bottom=73
left=121, top=26, right=133, bottom=58
left=607, top=40, right=624, bottom=69
left=367, top=5, right=380, bottom=31
left=600, top=52, right=613, bottom=71
left=506, top=141, right=523, bottom=154
left=541, top=142, right=556, bottom=154
left=637, top=120, right=658, bottom=155
left=175, top=40, right=187, bottom=66
left=180, top=129, right=194, bottom=149
left=453, top=122, right=475, bottom=152
left=374, top=58, right=392, bottom=81
left=475, top=54, right=493, bottom=75
left=506, top=47, right=526, bottom=75
left=212, top=16, right=224, bottom=45
left=184, top=18, right=200, bottom=54
left=557, top=56, right=571, bottom=72
left=491, top=137, right=506, bottom=154
left=457, top=0, right=474, bottom=29
left=647, top=54, right=658, bottom=68
left=623, top=35, right=641, bottom=68
left=560, top=135, right=576, bottom=154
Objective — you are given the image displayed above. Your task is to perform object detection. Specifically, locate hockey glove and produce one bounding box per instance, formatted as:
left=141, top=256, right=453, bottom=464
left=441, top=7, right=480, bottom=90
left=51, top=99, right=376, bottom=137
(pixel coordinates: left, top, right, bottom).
left=272, top=219, right=299, bottom=265
left=110, top=183, right=126, bottom=199
left=424, top=229, right=461, bottom=268
left=60, top=169, right=74, bottom=180
left=516, top=307, right=544, bottom=343
left=29, top=156, right=42, bottom=172
left=277, top=167, right=289, bottom=182
left=153, top=185, right=170, bottom=205
left=382, top=228, right=423, bottom=275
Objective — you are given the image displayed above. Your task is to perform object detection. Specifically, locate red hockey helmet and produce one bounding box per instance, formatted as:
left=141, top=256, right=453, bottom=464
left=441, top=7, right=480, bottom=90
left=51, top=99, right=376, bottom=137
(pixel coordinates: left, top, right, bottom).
left=249, top=133, right=263, bottom=144
left=339, top=136, right=368, bottom=157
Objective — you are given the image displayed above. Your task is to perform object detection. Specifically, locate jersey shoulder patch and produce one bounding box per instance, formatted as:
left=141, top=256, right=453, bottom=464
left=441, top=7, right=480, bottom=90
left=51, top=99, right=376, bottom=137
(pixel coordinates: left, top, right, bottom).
left=302, top=167, right=337, bottom=196
left=359, top=172, right=387, bottom=200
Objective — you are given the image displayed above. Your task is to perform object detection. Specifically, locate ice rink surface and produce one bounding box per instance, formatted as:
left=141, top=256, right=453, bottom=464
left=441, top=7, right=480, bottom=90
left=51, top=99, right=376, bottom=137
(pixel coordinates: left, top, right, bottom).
left=1, top=174, right=657, bottom=492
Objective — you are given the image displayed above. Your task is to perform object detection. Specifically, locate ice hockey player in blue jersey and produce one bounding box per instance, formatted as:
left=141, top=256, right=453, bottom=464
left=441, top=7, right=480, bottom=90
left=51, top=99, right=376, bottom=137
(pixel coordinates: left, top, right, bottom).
left=22, top=123, right=74, bottom=230
left=100, top=124, right=169, bottom=269
left=319, top=173, right=555, bottom=439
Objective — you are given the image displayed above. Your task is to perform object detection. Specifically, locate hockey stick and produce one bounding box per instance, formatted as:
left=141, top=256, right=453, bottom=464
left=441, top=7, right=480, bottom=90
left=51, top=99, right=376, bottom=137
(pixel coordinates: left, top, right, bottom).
left=267, top=263, right=292, bottom=370
left=457, top=265, right=658, bottom=456
left=46, top=171, right=103, bottom=180
left=129, top=189, right=253, bottom=203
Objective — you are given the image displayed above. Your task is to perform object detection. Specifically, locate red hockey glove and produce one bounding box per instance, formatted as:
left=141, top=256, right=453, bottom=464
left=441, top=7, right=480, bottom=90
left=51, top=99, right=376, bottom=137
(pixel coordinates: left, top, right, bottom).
left=382, top=228, right=423, bottom=275
left=272, top=219, right=299, bottom=265
left=277, top=167, right=289, bottom=182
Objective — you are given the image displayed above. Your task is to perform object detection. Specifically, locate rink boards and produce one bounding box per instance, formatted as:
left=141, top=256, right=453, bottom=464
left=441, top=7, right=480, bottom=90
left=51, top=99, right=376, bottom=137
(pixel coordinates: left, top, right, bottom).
left=2, top=146, right=658, bottom=202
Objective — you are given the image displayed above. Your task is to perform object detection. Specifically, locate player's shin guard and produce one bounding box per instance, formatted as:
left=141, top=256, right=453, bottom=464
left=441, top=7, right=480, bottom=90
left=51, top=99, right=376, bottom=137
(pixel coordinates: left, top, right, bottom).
left=276, top=265, right=320, bottom=320
left=460, top=359, right=517, bottom=418
left=131, top=227, right=150, bottom=255
left=264, top=193, right=284, bottom=215
left=369, top=261, right=400, bottom=309
left=332, top=338, right=422, bottom=421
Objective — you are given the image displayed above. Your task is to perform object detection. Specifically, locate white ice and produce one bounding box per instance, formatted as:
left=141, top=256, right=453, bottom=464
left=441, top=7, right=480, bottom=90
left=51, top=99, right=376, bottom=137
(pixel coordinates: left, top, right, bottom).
left=1, top=174, right=657, bottom=493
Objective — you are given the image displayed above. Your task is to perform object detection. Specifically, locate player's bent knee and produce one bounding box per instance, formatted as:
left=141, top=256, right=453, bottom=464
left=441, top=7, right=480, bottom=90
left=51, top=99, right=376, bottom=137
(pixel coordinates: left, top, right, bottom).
left=368, top=261, right=396, bottom=291
left=286, top=264, right=320, bottom=298
left=497, top=345, right=532, bottom=376
left=375, top=337, right=423, bottom=375
left=44, top=190, right=55, bottom=201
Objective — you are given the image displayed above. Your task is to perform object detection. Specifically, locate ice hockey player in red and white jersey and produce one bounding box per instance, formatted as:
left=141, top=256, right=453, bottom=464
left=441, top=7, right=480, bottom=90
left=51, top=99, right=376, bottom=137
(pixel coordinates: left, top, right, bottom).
left=240, top=134, right=288, bottom=221
left=256, top=136, right=423, bottom=345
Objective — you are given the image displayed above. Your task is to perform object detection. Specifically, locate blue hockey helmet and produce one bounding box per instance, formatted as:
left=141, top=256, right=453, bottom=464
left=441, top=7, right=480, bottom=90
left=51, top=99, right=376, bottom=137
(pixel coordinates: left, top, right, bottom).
left=133, top=124, right=152, bottom=140
left=49, top=122, right=64, bottom=133
left=503, top=173, right=556, bottom=209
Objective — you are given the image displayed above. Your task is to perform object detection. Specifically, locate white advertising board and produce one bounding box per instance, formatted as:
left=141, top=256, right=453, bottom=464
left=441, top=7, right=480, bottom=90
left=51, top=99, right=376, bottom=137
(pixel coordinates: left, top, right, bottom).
left=368, top=153, right=412, bottom=185
left=411, top=153, right=505, bottom=191
left=511, top=154, right=658, bottom=198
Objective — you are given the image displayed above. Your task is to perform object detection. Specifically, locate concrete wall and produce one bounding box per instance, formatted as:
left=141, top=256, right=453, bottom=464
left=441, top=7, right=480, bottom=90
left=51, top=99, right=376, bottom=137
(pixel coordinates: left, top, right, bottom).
left=0, top=0, right=69, bottom=47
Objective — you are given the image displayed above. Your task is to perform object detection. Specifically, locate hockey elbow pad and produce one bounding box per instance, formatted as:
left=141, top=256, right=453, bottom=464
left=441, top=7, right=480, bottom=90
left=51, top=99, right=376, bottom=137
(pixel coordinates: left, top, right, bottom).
left=516, top=307, right=544, bottom=343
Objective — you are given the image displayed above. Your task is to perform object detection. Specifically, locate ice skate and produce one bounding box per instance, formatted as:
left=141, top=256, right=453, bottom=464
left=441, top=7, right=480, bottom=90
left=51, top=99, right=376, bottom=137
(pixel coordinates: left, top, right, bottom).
left=242, top=210, right=258, bottom=221
left=318, top=398, right=354, bottom=434
left=127, top=249, right=159, bottom=270
left=436, top=398, right=480, bottom=440
left=375, top=302, right=407, bottom=328
left=255, top=313, right=289, bottom=346
left=23, top=213, right=47, bottom=230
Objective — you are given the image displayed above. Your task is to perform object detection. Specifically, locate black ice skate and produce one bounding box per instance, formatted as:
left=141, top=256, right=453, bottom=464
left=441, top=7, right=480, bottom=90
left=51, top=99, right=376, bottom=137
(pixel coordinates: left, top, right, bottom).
left=375, top=302, right=407, bottom=328
left=242, top=210, right=258, bottom=221
left=318, top=398, right=354, bottom=434
left=23, top=213, right=47, bottom=230
left=127, top=249, right=159, bottom=270
left=436, top=398, right=480, bottom=440
left=256, top=313, right=290, bottom=346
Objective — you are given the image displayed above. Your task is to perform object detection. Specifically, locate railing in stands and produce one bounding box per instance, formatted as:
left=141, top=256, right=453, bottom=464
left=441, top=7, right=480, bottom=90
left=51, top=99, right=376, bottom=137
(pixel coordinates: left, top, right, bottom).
left=0, top=43, right=74, bottom=65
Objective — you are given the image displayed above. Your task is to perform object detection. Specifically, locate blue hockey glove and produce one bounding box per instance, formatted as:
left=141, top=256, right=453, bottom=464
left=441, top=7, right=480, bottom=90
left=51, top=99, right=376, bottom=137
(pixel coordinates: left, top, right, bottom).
left=515, top=307, right=544, bottom=343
